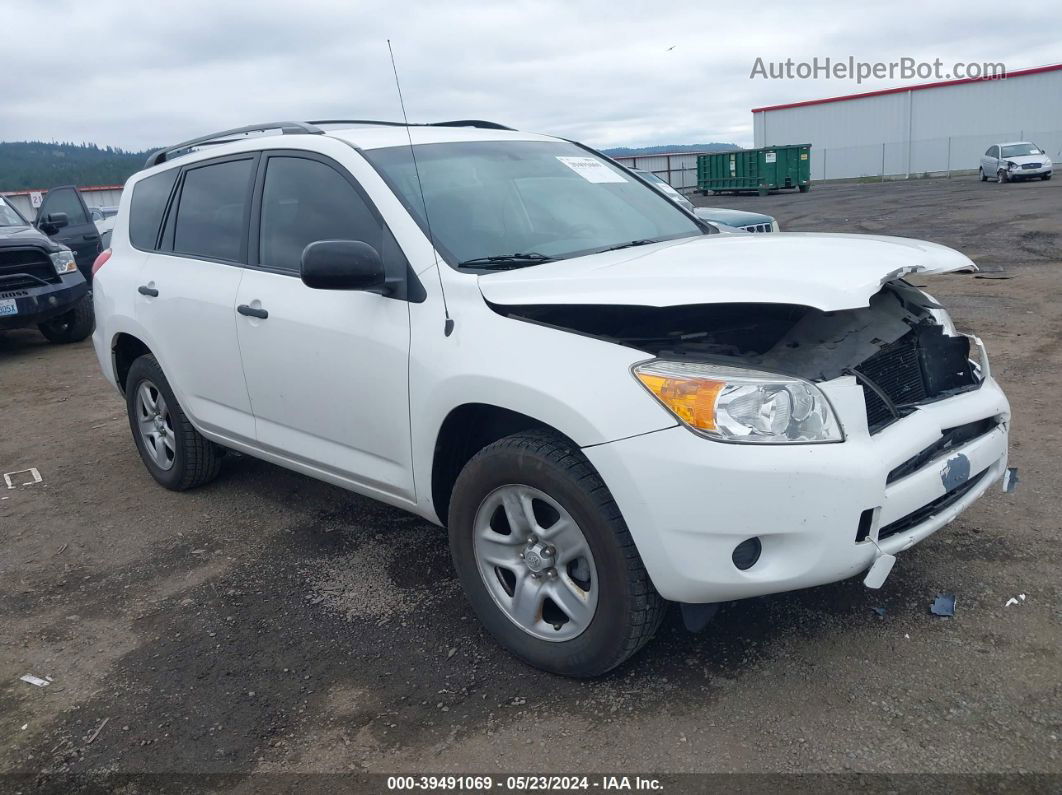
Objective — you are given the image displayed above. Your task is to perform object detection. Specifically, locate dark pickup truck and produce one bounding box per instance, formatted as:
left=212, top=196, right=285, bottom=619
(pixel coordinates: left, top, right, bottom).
left=0, top=195, right=94, bottom=344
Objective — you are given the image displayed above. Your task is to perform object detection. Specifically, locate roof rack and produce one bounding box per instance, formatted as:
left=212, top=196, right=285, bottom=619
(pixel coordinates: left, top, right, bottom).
left=144, top=121, right=324, bottom=167
left=308, top=119, right=516, bottom=131
left=144, top=118, right=518, bottom=168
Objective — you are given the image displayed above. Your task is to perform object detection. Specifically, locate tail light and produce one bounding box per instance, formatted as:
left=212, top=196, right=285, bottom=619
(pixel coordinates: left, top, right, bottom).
left=91, top=249, right=112, bottom=277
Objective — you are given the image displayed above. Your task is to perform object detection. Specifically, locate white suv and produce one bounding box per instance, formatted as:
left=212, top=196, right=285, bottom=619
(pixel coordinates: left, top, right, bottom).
left=92, top=120, right=1011, bottom=677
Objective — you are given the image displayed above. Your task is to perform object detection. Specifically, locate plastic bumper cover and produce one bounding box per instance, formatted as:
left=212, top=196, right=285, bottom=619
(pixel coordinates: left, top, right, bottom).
left=583, top=376, right=1010, bottom=603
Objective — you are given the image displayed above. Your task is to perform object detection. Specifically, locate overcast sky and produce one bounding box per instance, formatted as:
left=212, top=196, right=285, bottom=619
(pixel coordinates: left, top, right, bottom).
left=2, top=0, right=1059, bottom=151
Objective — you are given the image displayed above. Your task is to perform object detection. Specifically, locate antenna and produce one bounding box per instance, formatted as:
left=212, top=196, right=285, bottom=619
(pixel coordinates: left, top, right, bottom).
left=388, top=39, right=454, bottom=337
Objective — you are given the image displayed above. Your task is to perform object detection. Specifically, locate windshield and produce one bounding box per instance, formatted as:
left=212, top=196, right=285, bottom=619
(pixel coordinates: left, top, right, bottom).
left=1001, top=143, right=1042, bottom=157
left=0, top=196, right=28, bottom=227
left=363, top=140, right=704, bottom=267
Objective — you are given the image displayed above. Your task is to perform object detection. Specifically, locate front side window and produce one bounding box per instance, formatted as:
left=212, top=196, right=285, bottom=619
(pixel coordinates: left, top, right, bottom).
left=42, top=188, right=89, bottom=225
left=363, top=140, right=703, bottom=267
left=259, top=156, right=381, bottom=272
left=173, top=158, right=254, bottom=262
left=129, top=169, right=178, bottom=250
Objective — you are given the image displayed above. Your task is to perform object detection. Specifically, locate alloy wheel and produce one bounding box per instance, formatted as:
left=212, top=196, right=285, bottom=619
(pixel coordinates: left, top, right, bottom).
left=472, top=484, right=598, bottom=642
left=135, top=380, right=176, bottom=471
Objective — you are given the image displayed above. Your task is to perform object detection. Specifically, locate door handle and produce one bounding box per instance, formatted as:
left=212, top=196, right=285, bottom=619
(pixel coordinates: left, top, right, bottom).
left=138, top=285, right=159, bottom=297
left=237, top=304, right=268, bottom=319
left=83, top=233, right=99, bottom=241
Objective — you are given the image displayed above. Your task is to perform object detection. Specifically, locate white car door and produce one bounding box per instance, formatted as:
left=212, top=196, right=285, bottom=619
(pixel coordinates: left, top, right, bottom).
left=136, top=155, right=257, bottom=442
left=234, top=152, right=414, bottom=502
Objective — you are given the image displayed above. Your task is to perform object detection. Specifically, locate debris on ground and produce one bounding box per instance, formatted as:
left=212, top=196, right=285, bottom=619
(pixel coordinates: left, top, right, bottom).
left=930, top=593, right=956, bottom=617
left=19, top=674, right=50, bottom=687
left=871, top=607, right=886, bottom=619
left=85, top=717, right=109, bottom=744
left=1003, top=467, right=1020, bottom=493
left=1005, top=594, right=1027, bottom=607
left=974, top=273, right=1014, bottom=280
left=3, top=467, right=43, bottom=489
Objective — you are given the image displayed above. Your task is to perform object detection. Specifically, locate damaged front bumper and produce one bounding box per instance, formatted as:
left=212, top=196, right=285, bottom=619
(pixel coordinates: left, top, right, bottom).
left=583, top=375, right=1010, bottom=604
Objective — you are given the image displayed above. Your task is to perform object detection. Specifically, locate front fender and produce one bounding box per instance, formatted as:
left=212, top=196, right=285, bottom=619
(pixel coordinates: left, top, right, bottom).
left=407, top=298, right=679, bottom=521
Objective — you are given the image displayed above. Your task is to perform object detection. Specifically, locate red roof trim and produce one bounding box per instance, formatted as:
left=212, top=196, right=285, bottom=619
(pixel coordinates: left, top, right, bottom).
left=751, top=63, right=1062, bottom=113
left=0, top=184, right=124, bottom=196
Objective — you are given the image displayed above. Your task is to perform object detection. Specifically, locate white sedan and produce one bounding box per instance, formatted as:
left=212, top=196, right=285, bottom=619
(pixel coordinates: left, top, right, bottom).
left=980, top=142, right=1053, bottom=183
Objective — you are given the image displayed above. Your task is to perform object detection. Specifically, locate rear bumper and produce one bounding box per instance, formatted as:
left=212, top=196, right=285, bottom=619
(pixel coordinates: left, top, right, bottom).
left=584, top=376, right=1010, bottom=604
left=0, top=274, right=89, bottom=330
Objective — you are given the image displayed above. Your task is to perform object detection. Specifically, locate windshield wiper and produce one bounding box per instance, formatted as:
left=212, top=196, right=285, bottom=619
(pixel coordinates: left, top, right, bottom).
left=602, top=239, right=658, bottom=252
left=457, top=252, right=555, bottom=270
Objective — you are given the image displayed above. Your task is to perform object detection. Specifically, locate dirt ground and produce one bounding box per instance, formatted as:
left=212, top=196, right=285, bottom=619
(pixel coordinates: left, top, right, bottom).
left=1, top=175, right=1060, bottom=788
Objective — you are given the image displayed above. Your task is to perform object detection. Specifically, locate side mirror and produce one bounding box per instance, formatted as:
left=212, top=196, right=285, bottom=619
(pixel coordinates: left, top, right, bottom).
left=300, top=240, right=386, bottom=291
left=39, top=212, right=69, bottom=233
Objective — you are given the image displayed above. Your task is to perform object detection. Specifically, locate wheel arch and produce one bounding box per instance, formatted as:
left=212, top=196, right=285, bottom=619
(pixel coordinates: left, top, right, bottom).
left=430, top=403, right=579, bottom=526
left=111, top=332, right=153, bottom=394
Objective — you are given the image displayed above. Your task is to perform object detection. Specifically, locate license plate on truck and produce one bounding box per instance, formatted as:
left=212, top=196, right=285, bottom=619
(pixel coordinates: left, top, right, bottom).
left=0, top=298, right=17, bottom=317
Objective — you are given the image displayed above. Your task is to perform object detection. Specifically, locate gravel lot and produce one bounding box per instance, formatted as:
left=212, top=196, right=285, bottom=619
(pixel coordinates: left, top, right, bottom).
left=1, top=175, right=1060, bottom=787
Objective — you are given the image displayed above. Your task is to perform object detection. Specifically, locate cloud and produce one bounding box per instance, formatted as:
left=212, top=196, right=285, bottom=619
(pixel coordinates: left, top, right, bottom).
left=1, top=0, right=1057, bottom=150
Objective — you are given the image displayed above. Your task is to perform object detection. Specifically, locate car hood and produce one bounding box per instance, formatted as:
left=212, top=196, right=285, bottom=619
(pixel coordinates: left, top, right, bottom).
left=694, top=207, right=774, bottom=226
left=477, top=233, right=977, bottom=312
left=1007, top=154, right=1050, bottom=164
left=0, top=224, right=56, bottom=249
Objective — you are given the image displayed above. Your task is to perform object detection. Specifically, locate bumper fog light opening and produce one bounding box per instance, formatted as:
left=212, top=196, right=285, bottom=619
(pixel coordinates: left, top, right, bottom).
left=732, top=537, right=762, bottom=571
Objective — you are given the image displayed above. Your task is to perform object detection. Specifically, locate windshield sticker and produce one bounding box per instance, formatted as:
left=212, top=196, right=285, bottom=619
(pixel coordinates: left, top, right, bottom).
left=556, top=156, right=628, bottom=184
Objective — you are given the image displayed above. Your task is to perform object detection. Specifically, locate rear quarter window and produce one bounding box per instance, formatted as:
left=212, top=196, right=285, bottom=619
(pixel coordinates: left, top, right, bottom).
left=129, top=169, right=179, bottom=250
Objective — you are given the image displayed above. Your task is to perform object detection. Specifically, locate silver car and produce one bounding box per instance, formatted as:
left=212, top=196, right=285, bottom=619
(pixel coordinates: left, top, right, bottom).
left=979, top=142, right=1053, bottom=183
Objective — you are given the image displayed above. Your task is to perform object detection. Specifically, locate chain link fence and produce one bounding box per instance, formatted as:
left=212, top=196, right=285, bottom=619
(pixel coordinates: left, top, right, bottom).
left=814, top=129, right=1061, bottom=181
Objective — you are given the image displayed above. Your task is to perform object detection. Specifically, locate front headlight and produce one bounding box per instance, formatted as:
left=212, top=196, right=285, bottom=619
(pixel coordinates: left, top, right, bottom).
left=633, top=360, right=844, bottom=444
left=1007, top=160, right=1019, bottom=170
left=49, top=248, right=78, bottom=275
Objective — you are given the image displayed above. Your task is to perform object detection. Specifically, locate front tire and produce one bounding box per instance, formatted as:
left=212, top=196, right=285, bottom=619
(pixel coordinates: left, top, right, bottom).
left=1043, top=174, right=1052, bottom=181
left=37, top=295, right=94, bottom=344
left=979, top=167, right=987, bottom=182
left=125, top=354, right=223, bottom=491
left=997, top=169, right=1008, bottom=184
left=448, top=431, right=665, bottom=677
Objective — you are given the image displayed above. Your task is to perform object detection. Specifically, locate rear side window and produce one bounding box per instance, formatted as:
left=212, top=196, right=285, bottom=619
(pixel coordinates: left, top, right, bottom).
left=129, top=169, right=178, bottom=250
left=174, top=158, right=254, bottom=262
left=259, top=156, right=381, bottom=272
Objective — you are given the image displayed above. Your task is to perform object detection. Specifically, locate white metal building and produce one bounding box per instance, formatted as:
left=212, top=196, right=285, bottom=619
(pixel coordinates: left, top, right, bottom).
left=753, top=63, right=1062, bottom=180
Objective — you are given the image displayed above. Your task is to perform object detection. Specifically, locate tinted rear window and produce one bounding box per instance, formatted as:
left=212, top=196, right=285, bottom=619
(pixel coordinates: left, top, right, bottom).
left=129, top=169, right=178, bottom=250
left=173, top=158, right=254, bottom=262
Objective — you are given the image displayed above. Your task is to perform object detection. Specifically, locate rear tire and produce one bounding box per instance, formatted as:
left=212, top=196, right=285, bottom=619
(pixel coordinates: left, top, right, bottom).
left=125, top=354, right=223, bottom=491
left=448, top=430, right=665, bottom=677
left=37, top=295, right=94, bottom=344
left=798, top=184, right=810, bottom=193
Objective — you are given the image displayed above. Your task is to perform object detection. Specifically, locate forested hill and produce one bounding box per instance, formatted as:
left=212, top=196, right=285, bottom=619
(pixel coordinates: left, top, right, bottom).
left=601, top=143, right=741, bottom=157
left=0, top=142, right=154, bottom=191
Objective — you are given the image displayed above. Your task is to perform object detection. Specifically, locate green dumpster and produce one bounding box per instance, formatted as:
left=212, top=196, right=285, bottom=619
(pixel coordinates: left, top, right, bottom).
left=698, top=144, right=811, bottom=196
